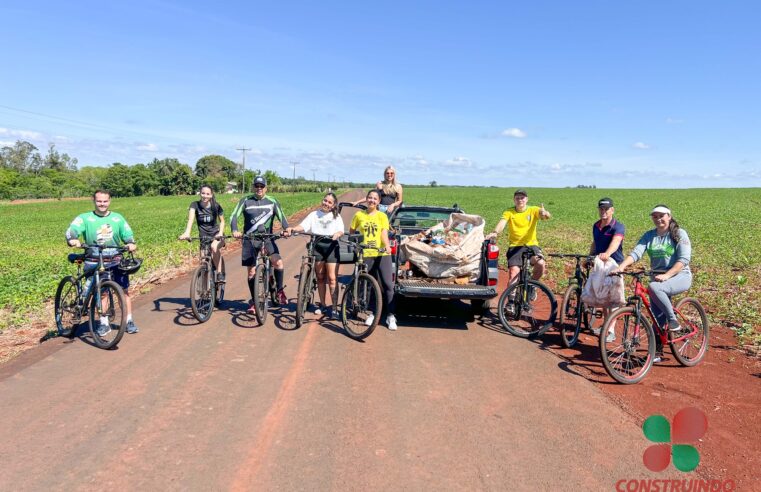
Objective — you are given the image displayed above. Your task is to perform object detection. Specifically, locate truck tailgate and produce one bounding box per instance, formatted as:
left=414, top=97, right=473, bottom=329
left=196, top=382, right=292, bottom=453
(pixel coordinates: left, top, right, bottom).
left=396, top=280, right=496, bottom=299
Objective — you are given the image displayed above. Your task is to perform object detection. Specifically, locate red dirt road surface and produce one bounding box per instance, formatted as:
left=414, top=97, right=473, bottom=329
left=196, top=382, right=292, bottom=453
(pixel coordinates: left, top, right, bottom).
left=0, top=191, right=757, bottom=490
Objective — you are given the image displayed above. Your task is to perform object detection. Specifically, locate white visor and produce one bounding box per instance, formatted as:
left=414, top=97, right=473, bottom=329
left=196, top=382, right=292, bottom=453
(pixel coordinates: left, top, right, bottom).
left=650, top=206, right=671, bottom=215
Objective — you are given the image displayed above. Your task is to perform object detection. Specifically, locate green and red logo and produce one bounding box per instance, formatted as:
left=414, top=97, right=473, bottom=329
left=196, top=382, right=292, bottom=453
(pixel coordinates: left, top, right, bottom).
left=642, top=407, right=707, bottom=472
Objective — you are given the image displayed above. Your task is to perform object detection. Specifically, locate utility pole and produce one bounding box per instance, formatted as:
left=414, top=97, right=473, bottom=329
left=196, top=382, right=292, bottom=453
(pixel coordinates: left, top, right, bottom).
left=311, top=168, right=316, bottom=183
left=290, top=161, right=299, bottom=181
left=237, top=147, right=251, bottom=193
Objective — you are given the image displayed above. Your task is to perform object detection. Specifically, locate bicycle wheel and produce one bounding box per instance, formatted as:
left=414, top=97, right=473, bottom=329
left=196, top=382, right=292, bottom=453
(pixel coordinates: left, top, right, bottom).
left=599, top=306, right=655, bottom=384
left=295, top=263, right=313, bottom=328
left=559, top=284, right=585, bottom=348
left=215, top=257, right=226, bottom=306
left=190, top=263, right=215, bottom=323
left=341, top=272, right=381, bottom=340
left=252, top=264, right=269, bottom=325
left=88, top=280, right=127, bottom=349
left=498, top=280, right=557, bottom=338
left=669, top=298, right=709, bottom=367
left=54, top=276, right=81, bottom=338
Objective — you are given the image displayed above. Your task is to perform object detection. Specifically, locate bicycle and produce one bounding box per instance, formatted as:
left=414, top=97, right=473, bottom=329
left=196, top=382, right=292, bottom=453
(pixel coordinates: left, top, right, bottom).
left=54, top=244, right=131, bottom=349
left=549, top=253, right=604, bottom=348
left=183, top=235, right=228, bottom=323
left=243, top=228, right=283, bottom=326
left=599, top=270, right=709, bottom=384
left=293, top=232, right=334, bottom=328
left=497, top=249, right=557, bottom=338
left=338, top=234, right=382, bottom=340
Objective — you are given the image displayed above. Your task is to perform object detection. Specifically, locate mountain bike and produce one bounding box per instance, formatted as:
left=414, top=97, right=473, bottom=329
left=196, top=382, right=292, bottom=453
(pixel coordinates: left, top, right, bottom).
left=497, top=249, right=557, bottom=338
left=549, top=253, right=604, bottom=348
left=294, top=232, right=333, bottom=328
left=54, top=244, right=130, bottom=349
left=599, top=270, right=709, bottom=384
left=339, top=234, right=382, bottom=340
left=244, top=228, right=283, bottom=326
left=183, top=236, right=228, bottom=323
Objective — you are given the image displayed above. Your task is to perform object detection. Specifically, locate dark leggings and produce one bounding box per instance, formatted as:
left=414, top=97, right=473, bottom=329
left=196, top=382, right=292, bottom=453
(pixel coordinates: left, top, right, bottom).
left=364, top=255, right=396, bottom=316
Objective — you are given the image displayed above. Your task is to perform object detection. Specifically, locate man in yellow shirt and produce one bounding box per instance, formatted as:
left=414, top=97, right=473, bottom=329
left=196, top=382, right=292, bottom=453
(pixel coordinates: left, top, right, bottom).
left=486, top=189, right=551, bottom=290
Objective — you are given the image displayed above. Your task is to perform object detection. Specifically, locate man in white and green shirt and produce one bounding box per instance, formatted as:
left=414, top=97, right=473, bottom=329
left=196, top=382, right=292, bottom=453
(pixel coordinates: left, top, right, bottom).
left=66, top=189, right=139, bottom=334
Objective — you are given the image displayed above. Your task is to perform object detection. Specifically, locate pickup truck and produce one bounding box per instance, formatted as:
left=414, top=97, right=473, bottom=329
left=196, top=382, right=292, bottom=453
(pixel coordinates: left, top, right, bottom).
left=339, top=202, right=499, bottom=317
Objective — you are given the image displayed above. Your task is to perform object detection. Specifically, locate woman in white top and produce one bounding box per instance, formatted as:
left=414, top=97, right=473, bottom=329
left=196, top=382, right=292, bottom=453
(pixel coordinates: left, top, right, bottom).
left=285, top=192, right=344, bottom=317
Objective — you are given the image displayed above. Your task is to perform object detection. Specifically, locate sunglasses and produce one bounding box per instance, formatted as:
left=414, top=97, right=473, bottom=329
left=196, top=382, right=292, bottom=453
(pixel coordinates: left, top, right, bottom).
left=254, top=185, right=265, bottom=189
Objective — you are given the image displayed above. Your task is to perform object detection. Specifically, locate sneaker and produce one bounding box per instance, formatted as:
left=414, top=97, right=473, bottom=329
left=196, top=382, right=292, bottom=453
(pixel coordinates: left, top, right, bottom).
left=126, top=320, right=139, bottom=334
left=246, top=302, right=256, bottom=314
left=96, top=322, right=111, bottom=337
left=313, top=304, right=322, bottom=316
left=331, top=307, right=340, bottom=320
left=653, top=352, right=664, bottom=364
left=668, top=322, right=682, bottom=332
left=216, top=271, right=225, bottom=283
left=277, top=289, right=288, bottom=306
left=591, top=327, right=602, bottom=336
left=364, top=314, right=375, bottom=326
left=606, top=330, right=616, bottom=343
left=387, top=314, right=398, bottom=331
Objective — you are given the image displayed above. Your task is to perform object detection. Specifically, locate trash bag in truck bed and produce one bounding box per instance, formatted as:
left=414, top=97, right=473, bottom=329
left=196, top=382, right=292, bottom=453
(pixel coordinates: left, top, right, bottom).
left=399, top=213, right=485, bottom=280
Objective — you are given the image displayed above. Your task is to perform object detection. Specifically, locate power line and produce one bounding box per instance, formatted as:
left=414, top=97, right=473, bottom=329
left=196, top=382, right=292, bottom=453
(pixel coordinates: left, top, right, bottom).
left=0, top=103, right=187, bottom=143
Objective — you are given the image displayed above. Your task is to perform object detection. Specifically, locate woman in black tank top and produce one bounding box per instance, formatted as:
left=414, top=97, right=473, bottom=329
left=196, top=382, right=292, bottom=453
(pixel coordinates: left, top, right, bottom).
left=178, top=185, right=226, bottom=280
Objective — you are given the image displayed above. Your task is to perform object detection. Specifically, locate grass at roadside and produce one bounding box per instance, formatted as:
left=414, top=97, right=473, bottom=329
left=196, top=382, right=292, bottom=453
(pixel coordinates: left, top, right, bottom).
left=0, top=192, right=324, bottom=331
left=404, top=187, right=761, bottom=350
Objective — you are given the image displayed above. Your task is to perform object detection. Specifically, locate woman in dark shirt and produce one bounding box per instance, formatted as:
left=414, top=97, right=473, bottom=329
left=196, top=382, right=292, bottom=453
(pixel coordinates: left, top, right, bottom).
left=179, top=184, right=225, bottom=281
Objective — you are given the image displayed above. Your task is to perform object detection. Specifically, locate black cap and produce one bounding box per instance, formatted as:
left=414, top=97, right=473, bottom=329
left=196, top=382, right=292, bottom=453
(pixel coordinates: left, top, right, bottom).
left=253, top=176, right=267, bottom=187
left=514, top=189, right=527, bottom=197
left=598, top=197, right=614, bottom=208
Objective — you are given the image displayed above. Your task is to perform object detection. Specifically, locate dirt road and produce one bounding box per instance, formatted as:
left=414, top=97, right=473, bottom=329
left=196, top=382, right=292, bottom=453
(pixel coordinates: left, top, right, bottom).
left=1, top=195, right=674, bottom=490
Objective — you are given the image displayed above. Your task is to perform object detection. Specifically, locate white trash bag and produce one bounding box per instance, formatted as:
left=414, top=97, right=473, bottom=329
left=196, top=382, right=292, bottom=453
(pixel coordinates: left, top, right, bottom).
left=581, top=257, right=626, bottom=308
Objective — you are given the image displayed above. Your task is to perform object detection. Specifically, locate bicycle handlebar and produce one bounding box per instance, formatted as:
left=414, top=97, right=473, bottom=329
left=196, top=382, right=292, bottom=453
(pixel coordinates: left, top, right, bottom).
left=77, top=244, right=131, bottom=252
left=181, top=235, right=231, bottom=242
left=549, top=253, right=595, bottom=260
left=608, top=269, right=663, bottom=278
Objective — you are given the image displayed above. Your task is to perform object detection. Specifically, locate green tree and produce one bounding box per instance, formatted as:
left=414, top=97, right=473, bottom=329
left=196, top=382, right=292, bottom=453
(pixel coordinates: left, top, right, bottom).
left=195, top=155, right=238, bottom=181
left=43, top=143, right=78, bottom=172
left=263, top=170, right=282, bottom=188
left=130, top=163, right=160, bottom=196
left=148, top=158, right=182, bottom=195
left=0, top=168, right=19, bottom=199
left=0, top=140, right=42, bottom=173
left=101, top=163, right=135, bottom=197
left=168, top=164, right=196, bottom=195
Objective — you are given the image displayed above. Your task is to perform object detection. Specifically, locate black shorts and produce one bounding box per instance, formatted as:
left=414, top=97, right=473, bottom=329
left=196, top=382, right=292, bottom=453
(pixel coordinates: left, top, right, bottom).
left=314, top=239, right=339, bottom=263
left=506, top=246, right=544, bottom=267
left=242, top=238, right=280, bottom=266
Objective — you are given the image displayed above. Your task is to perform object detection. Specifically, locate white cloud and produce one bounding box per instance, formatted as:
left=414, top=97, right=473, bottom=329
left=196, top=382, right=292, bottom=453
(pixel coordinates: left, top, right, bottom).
left=0, top=140, right=14, bottom=147
left=632, top=142, right=651, bottom=150
left=501, top=128, right=527, bottom=139
left=0, top=127, right=43, bottom=140
left=136, top=143, right=158, bottom=151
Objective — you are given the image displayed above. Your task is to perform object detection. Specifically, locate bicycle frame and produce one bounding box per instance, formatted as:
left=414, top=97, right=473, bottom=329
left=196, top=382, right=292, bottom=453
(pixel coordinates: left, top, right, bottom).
left=623, top=273, right=701, bottom=346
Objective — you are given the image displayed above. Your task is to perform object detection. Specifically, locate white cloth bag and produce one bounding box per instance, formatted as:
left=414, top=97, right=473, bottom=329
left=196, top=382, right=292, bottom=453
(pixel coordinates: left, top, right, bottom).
left=581, top=257, right=626, bottom=308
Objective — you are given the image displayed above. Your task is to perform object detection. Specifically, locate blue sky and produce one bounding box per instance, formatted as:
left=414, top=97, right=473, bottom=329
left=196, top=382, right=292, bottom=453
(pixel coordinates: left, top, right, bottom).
left=1, top=0, right=759, bottom=188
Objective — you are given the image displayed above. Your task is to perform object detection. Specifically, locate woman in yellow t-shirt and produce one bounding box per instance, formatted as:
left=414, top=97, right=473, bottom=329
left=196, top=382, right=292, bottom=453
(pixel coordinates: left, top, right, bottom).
left=349, top=189, right=398, bottom=331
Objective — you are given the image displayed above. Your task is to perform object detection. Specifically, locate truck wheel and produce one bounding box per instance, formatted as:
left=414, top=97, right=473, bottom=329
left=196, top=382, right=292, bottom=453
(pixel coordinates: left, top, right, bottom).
left=471, top=299, right=491, bottom=318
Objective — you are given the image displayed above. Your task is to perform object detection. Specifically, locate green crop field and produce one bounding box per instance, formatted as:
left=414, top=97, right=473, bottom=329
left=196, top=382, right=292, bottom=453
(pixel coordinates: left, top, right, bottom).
left=404, top=187, right=761, bottom=347
left=0, top=192, right=324, bottom=330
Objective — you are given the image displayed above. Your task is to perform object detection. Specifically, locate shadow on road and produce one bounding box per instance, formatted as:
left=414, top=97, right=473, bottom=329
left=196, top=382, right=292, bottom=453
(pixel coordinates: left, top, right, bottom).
left=395, top=298, right=471, bottom=330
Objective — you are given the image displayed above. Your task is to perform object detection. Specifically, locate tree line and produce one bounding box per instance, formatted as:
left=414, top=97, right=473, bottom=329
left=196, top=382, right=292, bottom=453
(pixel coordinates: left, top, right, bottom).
left=0, top=140, right=370, bottom=200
